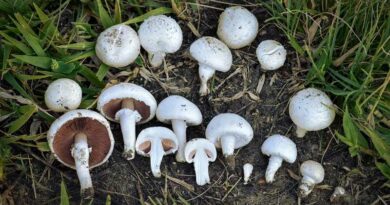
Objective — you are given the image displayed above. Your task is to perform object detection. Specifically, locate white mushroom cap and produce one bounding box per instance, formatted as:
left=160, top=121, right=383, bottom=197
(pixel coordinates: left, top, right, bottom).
left=97, top=83, right=157, bottom=123
left=300, top=160, right=325, bottom=184
left=138, top=15, right=183, bottom=67
left=256, top=40, right=287, bottom=71
left=135, top=127, right=178, bottom=156
left=289, top=88, right=335, bottom=137
left=217, top=6, right=259, bottom=49
left=184, top=138, right=217, bottom=163
left=44, top=78, right=82, bottom=112
left=47, top=109, right=114, bottom=169
left=95, top=24, right=140, bottom=68
left=261, top=134, right=297, bottom=163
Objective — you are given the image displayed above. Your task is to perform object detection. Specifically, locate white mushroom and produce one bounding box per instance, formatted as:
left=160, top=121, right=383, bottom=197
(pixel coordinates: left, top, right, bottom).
left=206, top=113, right=253, bottom=169
left=243, top=163, right=253, bottom=185
left=184, top=138, right=217, bottom=186
left=97, top=83, right=157, bottom=160
left=289, top=88, right=336, bottom=138
left=95, top=24, right=140, bottom=68
left=156, top=95, right=202, bottom=162
left=261, top=134, right=297, bottom=183
left=299, top=160, right=325, bottom=198
left=44, top=78, right=82, bottom=112
left=138, top=15, right=183, bottom=67
left=217, top=6, right=259, bottom=49
left=135, top=127, right=178, bottom=177
left=189, top=37, right=232, bottom=96
left=330, top=186, right=347, bottom=203
left=256, top=40, right=287, bottom=71
left=47, top=110, right=114, bottom=199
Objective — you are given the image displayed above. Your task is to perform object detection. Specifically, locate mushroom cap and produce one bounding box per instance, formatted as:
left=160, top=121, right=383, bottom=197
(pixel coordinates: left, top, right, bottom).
left=97, top=83, right=157, bottom=123
left=256, top=40, right=287, bottom=70
left=289, top=88, right=335, bottom=131
left=47, top=109, right=114, bottom=169
left=184, top=138, right=217, bottom=163
left=206, top=113, right=253, bottom=149
left=300, top=160, right=325, bottom=183
left=261, top=134, right=297, bottom=163
left=135, top=126, right=178, bottom=156
left=138, top=15, right=183, bottom=54
left=95, top=24, right=140, bottom=68
left=156, top=95, right=202, bottom=126
left=44, top=78, right=82, bottom=112
left=217, top=6, right=259, bottom=49
left=189, top=36, right=232, bottom=72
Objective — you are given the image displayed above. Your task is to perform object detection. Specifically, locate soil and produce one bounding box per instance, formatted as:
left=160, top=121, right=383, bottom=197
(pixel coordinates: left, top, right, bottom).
left=3, top=1, right=387, bottom=205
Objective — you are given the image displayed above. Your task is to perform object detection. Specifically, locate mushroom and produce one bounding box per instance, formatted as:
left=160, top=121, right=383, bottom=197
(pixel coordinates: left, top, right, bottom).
left=243, top=163, right=253, bottom=185
left=47, top=109, right=114, bottom=199
left=97, top=83, right=157, bottom=160
left=135, top=127, right=178, bottom=177
left=138, top=15, right=183, bottom=67
left=256, top=40, right=287, bottom=71
left=261, top=134, right=297, bottom=183
left=299, top=160, right=325, bottom=198
left=206, top=113, right=253, bottom=169
left=217, top=6, right=259, bottom=49
left=156, top=95, right=202, bottom=162
left=189, top=37, right=232, bottom=96
left=95, top=24, right=140, bottom=68
left=184, top=138, right=217, bottom=186
left=289, top=88, right=336, bottom=138
left=45, top=78, right=82, bottom=112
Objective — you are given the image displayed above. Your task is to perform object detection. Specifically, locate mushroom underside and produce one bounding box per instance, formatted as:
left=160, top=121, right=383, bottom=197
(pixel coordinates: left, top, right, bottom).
left=102, top=98, right=150, bottom=121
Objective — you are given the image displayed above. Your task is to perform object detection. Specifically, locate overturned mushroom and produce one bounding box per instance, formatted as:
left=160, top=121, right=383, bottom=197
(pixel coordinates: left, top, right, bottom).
left=97, top=83, right=157, bottom=160
left=45, top=78, right=82, bottom=112
left=256, top=40, right=287, bottom=71
left=299, top=160, right=325, bottom=198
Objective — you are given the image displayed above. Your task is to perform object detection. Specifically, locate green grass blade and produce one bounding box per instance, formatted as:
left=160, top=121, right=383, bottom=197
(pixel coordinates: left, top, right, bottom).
left=57, top=42, right=95, bottom=50
left=114, top=0, right=121, bottom=24
left=96, top=0, right=114, bottom=29
left=78, top=65, right=105, bottom=88
left=60, top=180, right=70, bottom=205
left=13, top=55, right=51, bottom=69
left=0, top=31, right=33, bottom=55
left=8, top=104, right=37, bottom=134
left=3, top=72, right=31, bottom=99
left=96, top=64, right=109, bottom=81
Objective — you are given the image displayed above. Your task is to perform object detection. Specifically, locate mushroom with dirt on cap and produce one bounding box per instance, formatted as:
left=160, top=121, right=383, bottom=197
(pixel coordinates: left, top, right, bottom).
left=156, top=95, right=202, bottom=162
left=256, top=40, right=287, bottom=71
left=47, top=109, right=114, bottom=199
left=299, top=160, right=325, bottom=198
left=289, top=88, right=336, bottom=138
left=184, top=138, right=217, bottom=186
left=45, top=78, right=82, bottom=112
left=97, top=83, right=157, bottom=160
left=206, top=113, right=253, bottom=169
left=261, top=134, right=297, bottom=183
left=135, top=127, right=178, bottom=177
left=138, top=15, right=183, bottom=67
left=190, top=36, right=232, bottom=96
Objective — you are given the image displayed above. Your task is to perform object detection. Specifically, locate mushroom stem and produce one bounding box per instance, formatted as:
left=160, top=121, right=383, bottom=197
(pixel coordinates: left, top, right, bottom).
left=299, top=176, right=316, bottom=198
left=171, top=119, right=187, bottom=162
left=296, top=126, right=307, bottom=138
left=265, top=155, right=283, bottom=183
left=150, top=138, right=165, bottom=177
left=193, top=150, right=211, bottom=186
left=198, top=63, right=216, bottom=96
left=221, top=135, right=236, bottom=169
left=71, top=132, right=93, bottom=199
left=148, top=51, right=166, bottom=67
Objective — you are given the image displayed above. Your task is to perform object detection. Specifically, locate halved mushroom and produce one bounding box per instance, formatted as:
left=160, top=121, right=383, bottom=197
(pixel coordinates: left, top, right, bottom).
left=97, top=83, right=157, bottom=160
left=47, top=109, right=114, bottom=199
left=184, top=138, right=217, bottom=186
left=135, top=127, right=178, bottom=177
left=45, top=78, right=82, bottom=112
left=156, top=95, right=202, bottom=162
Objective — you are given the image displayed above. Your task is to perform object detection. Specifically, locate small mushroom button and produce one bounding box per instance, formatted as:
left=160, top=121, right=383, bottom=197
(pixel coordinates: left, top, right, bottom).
left=45, top=78, right=82, bottom=112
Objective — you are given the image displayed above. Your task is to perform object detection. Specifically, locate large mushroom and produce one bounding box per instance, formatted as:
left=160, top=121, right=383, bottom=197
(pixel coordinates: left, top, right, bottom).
left=45, top=78, right=82, bottom=112
left=138, top=15, right=183, bottom=67
left=135, top=127, right=178, bottom=177
left=47, top=109, right=114, bottom=199
left=184, top=138, right=217, bottom=186
left=189, top=36, right=232, bottom=96
left=289, top=88, right=336, bottom=138
left=206, top=113, right=253, bottom=169
left=156, top=95, right=202, bottom=162
left=97, top=83, right=157, bottom=160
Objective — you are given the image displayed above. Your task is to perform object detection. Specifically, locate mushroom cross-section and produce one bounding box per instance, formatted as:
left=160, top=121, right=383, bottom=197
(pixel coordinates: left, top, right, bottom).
left=289, top=88, right=336, bottom=138
left=189, top=36, right=232, bottom=96
left=138, top=15, right=183, bottom=67
left=97, top=83, right=157, bottom=160
left=184, top=138, right=217, bottom=186
left=95, top=24, right=140, bottom=68
left=261, top=134, right=297, bottom=183
left=135, top=127, right=178, bottom=177
left=45, top=78, right=82, bottom=112
left=256, top=40, right=287, bottom=71
left=299, top=160, right=325, bottom=198
left=156, top=95, right=202, bottom=162
left=47, top=109, right=114, bottom=199
left=206, top=113, right=253, bottom=169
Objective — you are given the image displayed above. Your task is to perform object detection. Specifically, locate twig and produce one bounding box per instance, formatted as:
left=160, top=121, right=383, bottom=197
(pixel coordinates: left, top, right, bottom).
left=221, top=177, right=241, bottom=201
